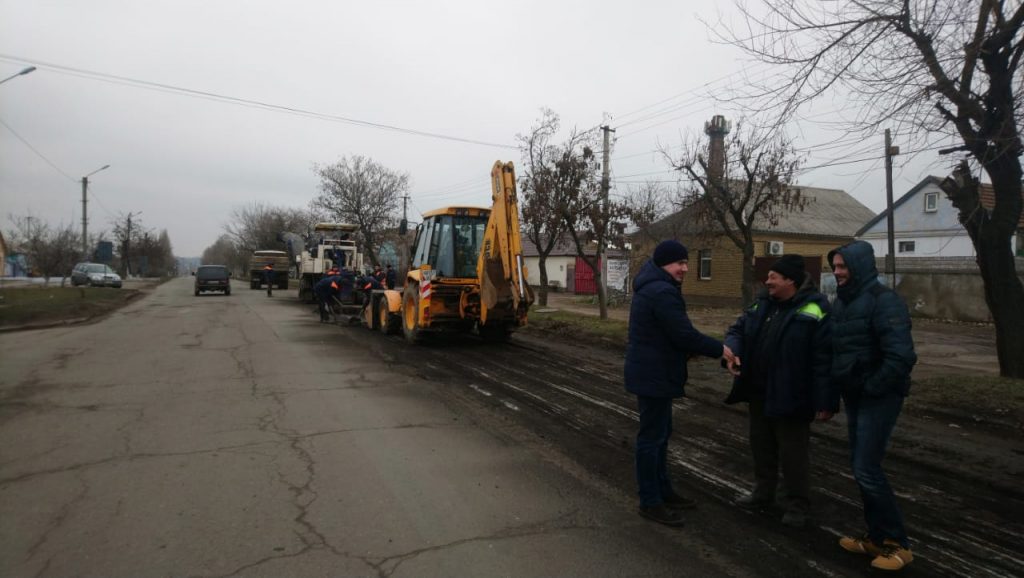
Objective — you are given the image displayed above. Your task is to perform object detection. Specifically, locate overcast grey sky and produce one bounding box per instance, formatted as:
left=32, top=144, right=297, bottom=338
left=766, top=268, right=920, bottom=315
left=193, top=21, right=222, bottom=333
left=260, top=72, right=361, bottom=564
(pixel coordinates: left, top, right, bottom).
left=0, top=0, right=959, bottom=257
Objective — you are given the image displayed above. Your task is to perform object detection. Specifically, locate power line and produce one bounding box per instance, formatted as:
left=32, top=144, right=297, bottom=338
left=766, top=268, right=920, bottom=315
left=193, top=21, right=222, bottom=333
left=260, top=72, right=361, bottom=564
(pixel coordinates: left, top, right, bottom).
left=0, top=54, right=516, bottom=150
left=0, top=116, right=75, bottom=181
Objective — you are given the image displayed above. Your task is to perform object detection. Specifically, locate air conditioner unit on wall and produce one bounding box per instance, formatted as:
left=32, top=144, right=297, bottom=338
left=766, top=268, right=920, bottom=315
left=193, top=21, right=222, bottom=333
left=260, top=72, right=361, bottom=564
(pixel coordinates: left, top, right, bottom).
left=766, top=241, right=784, bottom=256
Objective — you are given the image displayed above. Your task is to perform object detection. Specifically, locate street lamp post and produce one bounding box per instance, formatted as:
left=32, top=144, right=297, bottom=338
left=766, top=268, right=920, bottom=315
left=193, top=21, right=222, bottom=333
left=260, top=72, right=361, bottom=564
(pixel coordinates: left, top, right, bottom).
left=0, top=66, right=36, bottom=85
left=81, top=164, right=110, bottom=258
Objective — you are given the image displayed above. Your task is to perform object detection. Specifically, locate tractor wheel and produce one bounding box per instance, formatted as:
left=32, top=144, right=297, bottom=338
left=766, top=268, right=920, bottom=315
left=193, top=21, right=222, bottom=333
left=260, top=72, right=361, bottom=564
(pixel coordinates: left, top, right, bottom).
left=402, top=285, right=422, bottom=343
left=379, top=296, right=398, bottom=335
left=479, top=322, right=512, bottom=343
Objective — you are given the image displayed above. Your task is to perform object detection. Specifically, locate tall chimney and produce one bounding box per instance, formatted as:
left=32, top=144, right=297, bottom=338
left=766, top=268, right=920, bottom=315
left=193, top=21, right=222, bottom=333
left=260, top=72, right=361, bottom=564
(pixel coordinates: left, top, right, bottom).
left=704, top=115, right=731, bottom=188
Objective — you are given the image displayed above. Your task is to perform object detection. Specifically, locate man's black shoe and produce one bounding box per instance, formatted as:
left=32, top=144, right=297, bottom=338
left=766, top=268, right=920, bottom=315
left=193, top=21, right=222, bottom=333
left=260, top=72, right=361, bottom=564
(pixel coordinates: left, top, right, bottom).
left=638, top=504, right=685, bottom=527
left=734, top=493, right=774, bottom=510
left=662, top=492, right=697, bottom=510
left=782, top=510, right=807, bottom=528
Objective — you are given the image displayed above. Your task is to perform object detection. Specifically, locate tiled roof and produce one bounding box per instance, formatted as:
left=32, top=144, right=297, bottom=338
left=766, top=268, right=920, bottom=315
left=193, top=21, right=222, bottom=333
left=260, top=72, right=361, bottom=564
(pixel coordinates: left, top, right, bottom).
left=649, top=183, right=875, bottom=238
left=521, top=234, right=627, bottom=258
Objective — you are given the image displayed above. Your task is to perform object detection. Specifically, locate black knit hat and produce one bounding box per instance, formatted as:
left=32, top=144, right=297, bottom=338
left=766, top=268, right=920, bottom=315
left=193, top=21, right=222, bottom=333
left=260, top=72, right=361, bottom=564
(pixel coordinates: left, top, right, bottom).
left=652, top=240, right=689, bottom=267
left=770, top=254, right=805, bottom=282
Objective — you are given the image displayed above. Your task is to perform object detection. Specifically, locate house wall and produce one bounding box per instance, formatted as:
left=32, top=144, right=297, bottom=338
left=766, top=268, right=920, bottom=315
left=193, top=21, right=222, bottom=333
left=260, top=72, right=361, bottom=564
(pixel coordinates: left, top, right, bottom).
left=634, top=234, right=852, bottom=305
left=523, top=255, right=574, bottom=290
left=860, top=180, right=978, bottom=257
left=880, top=257, right=1024, bottom=323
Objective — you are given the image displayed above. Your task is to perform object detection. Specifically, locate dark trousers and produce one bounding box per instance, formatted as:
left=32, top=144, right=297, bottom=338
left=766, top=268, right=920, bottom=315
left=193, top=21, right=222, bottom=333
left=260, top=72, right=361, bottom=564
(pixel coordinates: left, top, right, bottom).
left=317, top=295, right=330, bottom=320
left=845, top=392, right=909, bottom=548
left=635, top=395, right=675, bottom=507
left=747, top=399, right=810, bottom=513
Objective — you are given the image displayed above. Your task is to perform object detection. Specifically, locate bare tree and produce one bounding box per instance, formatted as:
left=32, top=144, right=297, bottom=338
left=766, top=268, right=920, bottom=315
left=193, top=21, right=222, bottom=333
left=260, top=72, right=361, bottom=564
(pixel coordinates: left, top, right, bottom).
left=664, top=119, right=806, bottom=304
left=553, top=128, right=626, bottom=319
left=518, top=108, right=571, bottom=306
left=621, top=179, right=671, bottom=249
left=201, top=234, right=246, bottom=273
left=224, top=203, right=314, bottom=254
left=717, top=0, right=1024, bottom=377
left=6, top=215, right=80, bottom=286
left=110, top=213, right=151, bottom=277
left=313, top=155, right=407, bottom=267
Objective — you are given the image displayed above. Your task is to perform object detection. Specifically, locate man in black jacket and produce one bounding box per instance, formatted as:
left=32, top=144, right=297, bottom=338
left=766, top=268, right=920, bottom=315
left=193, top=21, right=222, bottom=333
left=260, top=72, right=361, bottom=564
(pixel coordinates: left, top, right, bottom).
left=625, top=239, right=734, bottom=527
left=724, top=254, right=836, bottom=528
left=830, top=240, right=917, bottom=572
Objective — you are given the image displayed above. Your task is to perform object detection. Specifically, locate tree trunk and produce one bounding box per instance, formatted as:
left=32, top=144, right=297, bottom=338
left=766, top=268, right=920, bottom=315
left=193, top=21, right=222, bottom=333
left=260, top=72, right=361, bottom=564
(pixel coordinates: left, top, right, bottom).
left=740, top=244, right=756, bottom=306
left=537, top=255, right=549, bottom=307
left=977, top=167, right=1024, bottom=378
left=976, top=224, right=1024, bottom=378
left=596, top=268, right=608, bottom=320
left=943, top=164, right=1024, bottom=378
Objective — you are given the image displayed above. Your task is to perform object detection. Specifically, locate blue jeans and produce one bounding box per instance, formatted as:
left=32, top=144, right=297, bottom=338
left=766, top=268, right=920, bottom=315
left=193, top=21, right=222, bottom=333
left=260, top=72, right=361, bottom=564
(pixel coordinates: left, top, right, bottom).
left=845, top=392, right=909, bottom=548
left=635, top=396, right=675, bottom=507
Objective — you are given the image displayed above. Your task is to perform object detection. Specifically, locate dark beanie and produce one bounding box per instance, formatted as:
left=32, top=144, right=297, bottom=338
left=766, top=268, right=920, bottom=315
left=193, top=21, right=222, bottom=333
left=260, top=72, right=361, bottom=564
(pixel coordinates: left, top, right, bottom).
left=652, top=240, right=689, bottom=267
left=770, top=254, right=805, bottom=282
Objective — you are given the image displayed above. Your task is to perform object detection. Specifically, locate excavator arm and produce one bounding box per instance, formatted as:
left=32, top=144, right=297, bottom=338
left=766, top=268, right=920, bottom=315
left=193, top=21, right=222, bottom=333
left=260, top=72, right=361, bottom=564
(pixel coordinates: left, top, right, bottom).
left=478, top=161, right=533, bottom=326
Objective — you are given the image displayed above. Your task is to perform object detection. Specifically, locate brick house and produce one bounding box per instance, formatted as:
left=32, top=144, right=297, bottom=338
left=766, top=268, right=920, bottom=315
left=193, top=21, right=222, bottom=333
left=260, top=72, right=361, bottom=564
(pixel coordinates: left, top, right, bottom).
left=637, top=185, right=875, bottom=306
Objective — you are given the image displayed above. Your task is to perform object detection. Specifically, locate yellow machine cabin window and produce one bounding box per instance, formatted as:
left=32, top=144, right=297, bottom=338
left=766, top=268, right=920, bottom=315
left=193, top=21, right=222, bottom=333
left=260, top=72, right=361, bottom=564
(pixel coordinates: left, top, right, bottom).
left=419, top=214, right=488, bottom=278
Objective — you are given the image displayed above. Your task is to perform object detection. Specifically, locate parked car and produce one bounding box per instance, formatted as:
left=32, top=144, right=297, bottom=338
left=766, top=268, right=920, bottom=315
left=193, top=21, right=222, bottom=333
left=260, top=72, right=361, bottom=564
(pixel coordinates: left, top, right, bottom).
left=71, top=262, right=123, bottom=288
left=193, top=265, right=231, bottom=296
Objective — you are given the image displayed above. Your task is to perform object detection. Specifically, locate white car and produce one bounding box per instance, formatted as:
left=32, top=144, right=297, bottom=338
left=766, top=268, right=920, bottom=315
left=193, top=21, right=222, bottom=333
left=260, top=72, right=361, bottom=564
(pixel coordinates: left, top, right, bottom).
left=71, top=262, right=123, bottom=288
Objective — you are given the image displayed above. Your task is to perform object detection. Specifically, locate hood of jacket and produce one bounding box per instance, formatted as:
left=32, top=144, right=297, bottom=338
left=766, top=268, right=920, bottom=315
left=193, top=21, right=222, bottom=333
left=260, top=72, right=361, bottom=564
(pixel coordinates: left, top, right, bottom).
left=633, top=259, right=679, bottom=293
left=828, top=240, right=878, bottom=301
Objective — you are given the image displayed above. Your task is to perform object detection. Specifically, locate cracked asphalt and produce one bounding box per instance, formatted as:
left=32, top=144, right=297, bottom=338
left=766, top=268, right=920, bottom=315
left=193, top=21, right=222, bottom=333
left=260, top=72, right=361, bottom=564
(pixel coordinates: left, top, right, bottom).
left=0, top=278, right=746, bottom=577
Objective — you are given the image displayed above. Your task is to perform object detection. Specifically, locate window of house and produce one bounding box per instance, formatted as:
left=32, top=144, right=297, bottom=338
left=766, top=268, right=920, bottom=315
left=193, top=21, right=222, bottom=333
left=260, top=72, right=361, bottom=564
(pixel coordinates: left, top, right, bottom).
left=924, top=192, right=938, bottom=212
left=698, top=249, right=712, bottom=280
left=898, top=241, right=916, bottom=253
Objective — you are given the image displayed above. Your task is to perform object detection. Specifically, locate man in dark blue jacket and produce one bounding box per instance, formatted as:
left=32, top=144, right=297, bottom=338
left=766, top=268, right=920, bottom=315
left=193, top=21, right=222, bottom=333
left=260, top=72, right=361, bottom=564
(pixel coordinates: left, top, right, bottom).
left=830, top=240, right=917, bottom=571
left=724, top=254, right=836, bottom=528
left=625, top=240, right=732, bottom=527
left=314, top=274, right=341, bottom=323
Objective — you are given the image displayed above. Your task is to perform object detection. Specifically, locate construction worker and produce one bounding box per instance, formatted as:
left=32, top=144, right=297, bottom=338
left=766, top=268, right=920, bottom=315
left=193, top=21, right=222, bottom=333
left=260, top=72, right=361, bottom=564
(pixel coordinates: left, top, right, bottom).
left=262, top=263, right=274, bottom=297
left=385, top=264, right=397, bottom=290
left=372, top=264, right=386, bottom=285
left=357, top=273, right=382, bottom=319
left=314, top=273, right=341, bottom=323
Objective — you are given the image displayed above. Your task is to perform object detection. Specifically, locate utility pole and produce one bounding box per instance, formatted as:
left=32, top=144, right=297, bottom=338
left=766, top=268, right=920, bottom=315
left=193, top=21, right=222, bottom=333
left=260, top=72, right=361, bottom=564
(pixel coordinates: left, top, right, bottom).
left=123, top=211, right=139, bottom=277
left=884, top=130, right=899, bottom=289
left=81, top=177, right=89, bottom=258
left=80, top=164, right=110, bottom=259
left=599, top=125, right=615, bottom=305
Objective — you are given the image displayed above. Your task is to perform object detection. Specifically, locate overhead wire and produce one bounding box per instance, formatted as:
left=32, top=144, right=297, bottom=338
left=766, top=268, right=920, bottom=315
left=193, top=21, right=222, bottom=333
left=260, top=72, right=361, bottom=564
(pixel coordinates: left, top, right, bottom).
left=0, top=54, right=516, bottom=150
left=0, top=116, right=76, bottom=182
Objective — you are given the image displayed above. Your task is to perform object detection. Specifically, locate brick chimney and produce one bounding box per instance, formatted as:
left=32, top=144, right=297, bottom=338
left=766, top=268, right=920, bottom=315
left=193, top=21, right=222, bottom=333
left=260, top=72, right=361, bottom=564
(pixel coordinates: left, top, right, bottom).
left=704, top=115, right=731, bottom=187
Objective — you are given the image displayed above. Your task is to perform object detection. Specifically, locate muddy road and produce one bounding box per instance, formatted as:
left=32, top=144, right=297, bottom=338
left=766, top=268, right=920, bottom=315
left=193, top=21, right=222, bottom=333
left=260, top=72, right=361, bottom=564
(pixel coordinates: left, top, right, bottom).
left=345, top=318, right=1023, bottom=577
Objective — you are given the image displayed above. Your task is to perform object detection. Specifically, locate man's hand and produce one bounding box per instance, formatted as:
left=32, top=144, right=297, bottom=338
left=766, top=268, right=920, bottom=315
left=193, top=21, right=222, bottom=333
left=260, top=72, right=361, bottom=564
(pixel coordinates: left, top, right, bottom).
left=722, top=345, right=741, bottom=377
left=814, top=411, right=834, bottom=422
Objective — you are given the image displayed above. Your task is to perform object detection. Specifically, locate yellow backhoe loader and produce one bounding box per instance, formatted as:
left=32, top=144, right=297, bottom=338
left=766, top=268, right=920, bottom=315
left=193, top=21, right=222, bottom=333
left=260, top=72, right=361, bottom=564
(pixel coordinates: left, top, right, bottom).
left=365, top=161, right=533, bottom=342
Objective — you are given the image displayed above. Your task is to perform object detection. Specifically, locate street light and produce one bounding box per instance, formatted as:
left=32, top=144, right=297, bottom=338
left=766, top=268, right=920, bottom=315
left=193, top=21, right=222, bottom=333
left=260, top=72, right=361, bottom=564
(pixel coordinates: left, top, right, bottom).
left=0, top=66, right=36, bottom=85
left=81, top=164, right=111, bottom=257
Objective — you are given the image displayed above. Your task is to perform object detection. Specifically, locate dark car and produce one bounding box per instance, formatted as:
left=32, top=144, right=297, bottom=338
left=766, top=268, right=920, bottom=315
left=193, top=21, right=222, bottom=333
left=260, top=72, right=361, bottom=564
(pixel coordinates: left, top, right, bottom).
left=194, top=265, right=232, bottom=296
left=71, top=262, right=123, bottom=288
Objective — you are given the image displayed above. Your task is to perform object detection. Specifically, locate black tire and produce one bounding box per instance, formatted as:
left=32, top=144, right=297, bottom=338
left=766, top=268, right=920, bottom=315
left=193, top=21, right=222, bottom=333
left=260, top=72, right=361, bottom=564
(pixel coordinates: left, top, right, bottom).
left=378, top=297, right=396, bottom=334
left=195, top=289, right=200, bottom=296
left=225, top=288, right=231, bottom=296
left=479, top=322, right=512, bottom=343
left=402, top=285, right=422, bottom=344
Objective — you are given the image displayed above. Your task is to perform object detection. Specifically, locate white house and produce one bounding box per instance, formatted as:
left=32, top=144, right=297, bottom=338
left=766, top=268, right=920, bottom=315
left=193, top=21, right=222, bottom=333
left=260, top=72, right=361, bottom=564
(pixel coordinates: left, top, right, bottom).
left=521, top=235, right=628, bottom=292
left=858, top=176, right=1021, bottom=257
